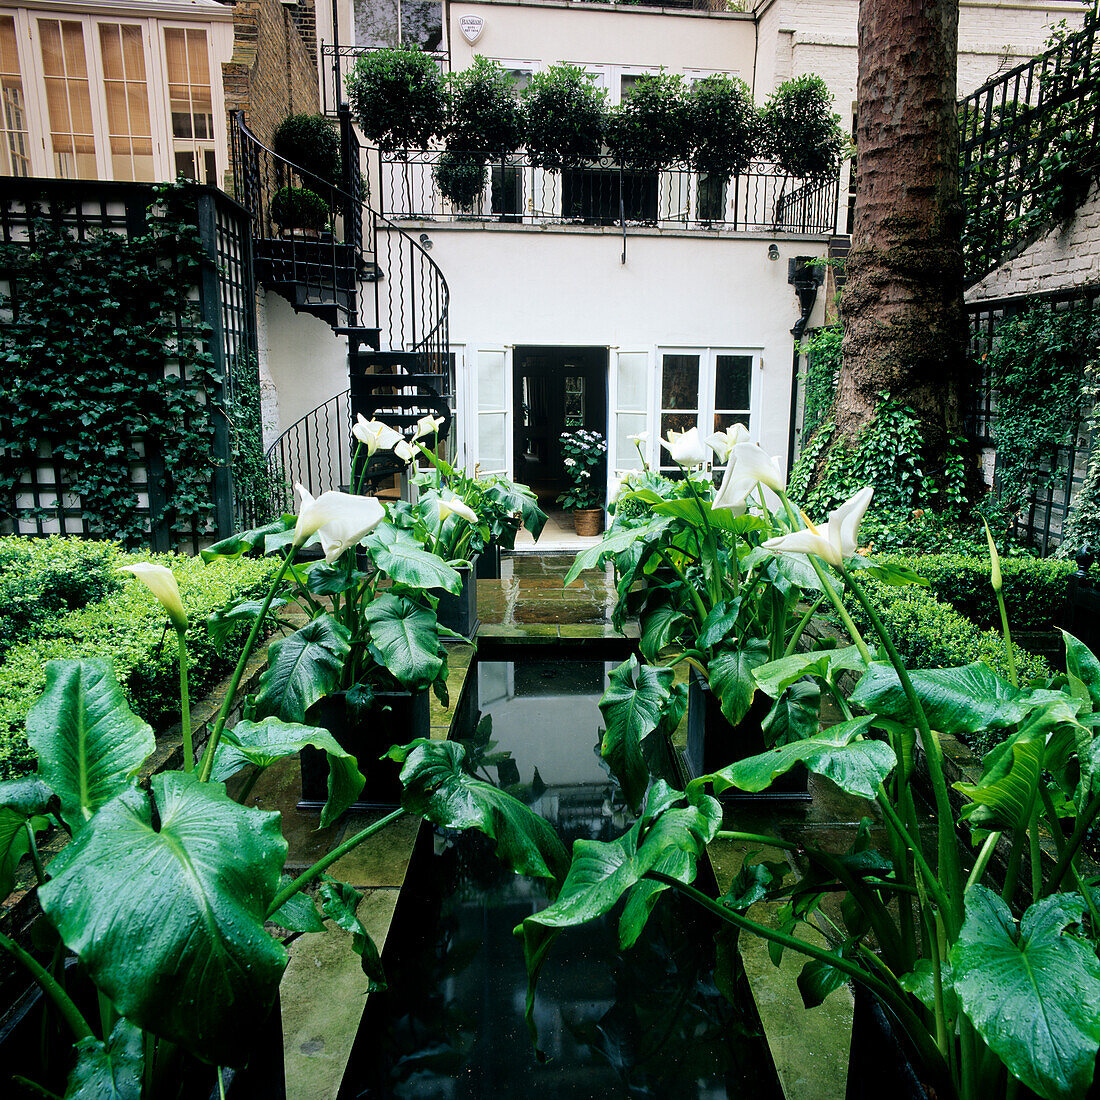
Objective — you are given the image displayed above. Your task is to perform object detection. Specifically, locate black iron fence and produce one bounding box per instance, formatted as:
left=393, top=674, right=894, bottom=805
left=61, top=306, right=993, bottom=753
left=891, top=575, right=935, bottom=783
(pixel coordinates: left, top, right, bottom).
left=320, top=44, right=448, bottom=119
left=379, top=149, right=840, bottom=234
left=959, top=6, right=1100, bottom=281
left=0, top=178, right=257, bottom=552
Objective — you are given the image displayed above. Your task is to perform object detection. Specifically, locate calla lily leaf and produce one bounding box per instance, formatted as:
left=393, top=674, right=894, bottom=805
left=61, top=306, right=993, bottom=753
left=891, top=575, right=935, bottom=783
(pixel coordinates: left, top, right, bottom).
left=253, top=616, right=350, bottom=724
left=269, top=877, right=325, bottom=933
left=952, top=887, right=1100, bottom=1100
left=320, top=877, right=387, bottom=991
left=639, top=605, right=690, bottom=662
left=388, top=739, right=568, bottom=884
left=66, top=1018, right=143, bottom=1100
left=762, top=679, right=821, bottom=745
left=753, top=645, right=867, bottom=699
left=707, top=639, right=770, bottom=727
left=207, top=597, right=287, bottom=656
left=563, top=517, right=672, bottom=586
left=200, top=516, right=295, bottom=561
left=362, top=523, right=461, bottom=593
left=1063, top=630, right=1100, bottom=710
left=26, top=659, right=155, bottom=833
left=362, top=594, right=445, bottom=690
left=39, top=772, right=287, bottom=1067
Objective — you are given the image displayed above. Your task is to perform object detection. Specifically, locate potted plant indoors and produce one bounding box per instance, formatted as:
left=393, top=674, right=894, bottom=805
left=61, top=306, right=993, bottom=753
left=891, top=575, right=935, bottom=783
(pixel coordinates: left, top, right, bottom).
left=558, top=428, right=606, bottom=535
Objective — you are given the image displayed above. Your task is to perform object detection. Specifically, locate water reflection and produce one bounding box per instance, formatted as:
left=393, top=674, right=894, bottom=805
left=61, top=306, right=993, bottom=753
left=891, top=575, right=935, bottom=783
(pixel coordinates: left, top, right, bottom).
left=346, top=659, right=782, bottom=1099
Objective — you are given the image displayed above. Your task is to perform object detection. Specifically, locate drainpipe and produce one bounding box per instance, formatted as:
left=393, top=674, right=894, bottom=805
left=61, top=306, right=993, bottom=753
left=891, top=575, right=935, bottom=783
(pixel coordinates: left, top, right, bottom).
left=786, top=256, right=825, bottom=470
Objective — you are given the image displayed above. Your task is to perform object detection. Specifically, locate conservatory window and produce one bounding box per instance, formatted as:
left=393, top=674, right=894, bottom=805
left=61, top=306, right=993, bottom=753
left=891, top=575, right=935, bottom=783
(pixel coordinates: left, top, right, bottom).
left=99, top=23, right=154, bottom=183
left=38, top=18, right=97, bottom=178
left=0, top=17, right=30, bottom=177
left=164, top=27, right=215, bottom=184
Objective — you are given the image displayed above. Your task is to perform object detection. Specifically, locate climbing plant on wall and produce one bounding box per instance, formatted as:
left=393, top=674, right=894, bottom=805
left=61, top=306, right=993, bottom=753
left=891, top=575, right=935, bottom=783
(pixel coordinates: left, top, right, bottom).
left=0, top=184, right=219, bottom=547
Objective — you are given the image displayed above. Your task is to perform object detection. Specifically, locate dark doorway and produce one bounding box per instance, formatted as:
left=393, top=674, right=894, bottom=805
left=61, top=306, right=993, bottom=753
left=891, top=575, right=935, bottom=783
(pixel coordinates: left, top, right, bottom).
left=513, top=346, right=608, bottom=507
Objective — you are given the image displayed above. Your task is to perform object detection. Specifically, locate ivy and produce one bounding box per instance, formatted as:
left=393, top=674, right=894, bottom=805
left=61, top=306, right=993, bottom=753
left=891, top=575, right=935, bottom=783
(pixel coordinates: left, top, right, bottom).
left=225, top=352, right=268, bottom=529
left=0, top=183, right=219, bottom=548
left=986, top=303, right=1097, bottom=524
left=1058, top=351, right=1100, bottom=555
left=799, top=326, right=842, bottom=442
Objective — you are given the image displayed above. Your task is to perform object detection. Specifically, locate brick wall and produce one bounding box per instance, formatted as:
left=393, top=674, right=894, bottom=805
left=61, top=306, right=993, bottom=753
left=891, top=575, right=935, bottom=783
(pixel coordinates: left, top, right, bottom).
left=966, top=182, right=1100, bottom=302
left=222, top=0, right=320, bottom=150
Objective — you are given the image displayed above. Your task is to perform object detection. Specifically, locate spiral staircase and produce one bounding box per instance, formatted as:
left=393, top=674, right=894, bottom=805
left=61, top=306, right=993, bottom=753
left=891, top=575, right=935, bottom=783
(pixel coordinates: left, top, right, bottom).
left=230, top=107, right=451, bottom=513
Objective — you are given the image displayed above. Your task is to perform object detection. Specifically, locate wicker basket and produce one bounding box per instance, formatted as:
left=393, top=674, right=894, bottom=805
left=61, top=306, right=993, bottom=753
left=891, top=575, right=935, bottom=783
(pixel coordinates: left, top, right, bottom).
left=572, top=508, right=604, bottom=536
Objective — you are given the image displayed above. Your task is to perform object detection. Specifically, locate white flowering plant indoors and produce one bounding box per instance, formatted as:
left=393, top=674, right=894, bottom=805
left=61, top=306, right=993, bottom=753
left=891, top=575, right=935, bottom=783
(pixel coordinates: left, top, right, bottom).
left=557, top=428, right=607, bottom=510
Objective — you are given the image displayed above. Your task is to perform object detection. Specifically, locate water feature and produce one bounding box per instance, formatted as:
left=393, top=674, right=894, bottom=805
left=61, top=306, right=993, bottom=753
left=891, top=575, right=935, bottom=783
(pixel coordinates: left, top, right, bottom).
left=343, top=655, right=783, bottom=1099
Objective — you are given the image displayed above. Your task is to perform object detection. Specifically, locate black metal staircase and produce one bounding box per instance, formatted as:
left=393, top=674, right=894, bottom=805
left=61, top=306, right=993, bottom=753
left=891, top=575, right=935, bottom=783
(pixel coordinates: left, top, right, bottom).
left=230, top=108, right=451, bottom=512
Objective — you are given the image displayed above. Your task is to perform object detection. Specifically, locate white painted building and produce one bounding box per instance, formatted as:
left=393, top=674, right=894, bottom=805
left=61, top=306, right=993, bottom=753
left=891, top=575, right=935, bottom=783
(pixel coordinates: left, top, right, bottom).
left=262, top=0, right=1087, bottom=510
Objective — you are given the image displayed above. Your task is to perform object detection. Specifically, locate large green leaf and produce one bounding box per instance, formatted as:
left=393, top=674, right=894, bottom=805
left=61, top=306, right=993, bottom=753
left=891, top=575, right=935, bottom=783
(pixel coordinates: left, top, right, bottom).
left=639, top=605, right=690, bottom=663
left=388, top=739, right=568, bottom=883
left=707, top=639, right=770, bottom=727
left=199, top=516, right=295, bottom=561
left=850, top=662, right=1026, bottom=736
left=598, top=656, right=676, bottom=811
left=212, top=717, right=365, bottom=828
left=563, top=517, right=671, bottom=586
left=1064, top=630, right=1100, bottom=710
left=26, top=660, right=155, bottom=833
left=253, top=616, right=350, bottom=723
left=762, top=679, right=821, bottom=745
left=697, top=599, right=743, bottom=650
left=39, top=772, right=287, bottom=1066
left=206, top=597, right=287, bottom=656
left=320, top=877, right=387, bottom=991
left=483, top=481, right=547, bottom=543
left=952, top=887, right=1100, bottom=1100
left=0, top=778, right=54, bottom=896
left=753, top=646, right=867, bottom=699
left=698, top=717, right=893, bottom=799
left=363, top=524, right=461, bottom=593
left=65, top=1019, right=143, bottom=1099
left=269, top=876, right=325, bottom=933
left=362, top=593, right=444, bottom=690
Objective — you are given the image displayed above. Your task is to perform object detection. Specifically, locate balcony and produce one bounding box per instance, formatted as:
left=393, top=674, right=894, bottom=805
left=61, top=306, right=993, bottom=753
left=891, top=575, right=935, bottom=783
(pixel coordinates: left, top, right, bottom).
left=375, top=148, right=840, bottom=235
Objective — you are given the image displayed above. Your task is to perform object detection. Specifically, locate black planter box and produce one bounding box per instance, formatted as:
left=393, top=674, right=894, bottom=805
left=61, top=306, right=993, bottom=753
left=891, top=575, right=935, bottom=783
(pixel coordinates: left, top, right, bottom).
left=684, top=675, right=810, bottom=801
left=475, top=541, right=501, bottom=580
left=846, top=985, right=931, bottom=1100
left=298, top=689, right=430, bottom=813
left=436, top=561, right=478, bottom=637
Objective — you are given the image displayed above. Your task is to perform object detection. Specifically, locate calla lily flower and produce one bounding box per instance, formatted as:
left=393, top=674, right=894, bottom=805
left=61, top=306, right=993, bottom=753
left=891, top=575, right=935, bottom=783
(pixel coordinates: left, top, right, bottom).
left=352, top=414, right=380, bottom=456
left=661, top=426, right=707, bottom=469
left=727, top=441, right=786, bottom=492
left=119, top=563, right=188, bottom=632
left=711, top=463, right=756, bottom=516
left=353, top=417, right=404, bottom=455
left=762, top=486, right=875, bottom=567
left=393, top=439, right=415, bottom=464
left=438, top=491, right=478, bottom=525
left=414, top=414, right=446, bottom=440
left=293, top=484, right=386, bottom=563
left=706, top=423, right=750, bottom=464
left=628, top=430, right=649, bottom=445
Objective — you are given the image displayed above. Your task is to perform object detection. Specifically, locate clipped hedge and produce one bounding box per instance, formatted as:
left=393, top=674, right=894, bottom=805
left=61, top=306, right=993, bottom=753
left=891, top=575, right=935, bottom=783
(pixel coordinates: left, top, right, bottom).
left=880, top=552, right=1074, bottom=632
left=0, top=538, right=277, bottom=779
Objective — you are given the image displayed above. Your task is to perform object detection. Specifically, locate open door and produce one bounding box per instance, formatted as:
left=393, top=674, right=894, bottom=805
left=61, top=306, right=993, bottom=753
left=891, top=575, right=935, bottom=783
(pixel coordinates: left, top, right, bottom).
left=474, top=347, right=512, bottom=477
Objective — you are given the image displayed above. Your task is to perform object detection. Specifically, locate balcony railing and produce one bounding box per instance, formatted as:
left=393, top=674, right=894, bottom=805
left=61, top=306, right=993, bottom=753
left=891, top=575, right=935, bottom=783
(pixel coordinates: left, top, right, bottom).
left=378, top=149, right=840, bottom=234
left=320, top=44, right=448, bottom=118
left=959, top=7, right=1100, bottom=281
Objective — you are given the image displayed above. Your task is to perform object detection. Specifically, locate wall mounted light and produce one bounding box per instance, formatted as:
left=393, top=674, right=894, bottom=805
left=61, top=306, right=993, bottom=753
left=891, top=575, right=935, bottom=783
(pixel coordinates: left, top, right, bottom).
left=767, top=243, right=780, bottom=261
left=419, top=233, right=433, bottom=251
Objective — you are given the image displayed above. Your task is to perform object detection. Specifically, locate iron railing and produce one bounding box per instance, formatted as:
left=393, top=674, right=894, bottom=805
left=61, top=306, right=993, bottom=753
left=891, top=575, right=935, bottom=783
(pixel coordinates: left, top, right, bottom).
left=379, top=148, right=840, bottom=234
left=959, top=6, right=1100, bottom=281
left=264, top=390, right=353, bottom=515
left=320, top=43, right=448, bottom=118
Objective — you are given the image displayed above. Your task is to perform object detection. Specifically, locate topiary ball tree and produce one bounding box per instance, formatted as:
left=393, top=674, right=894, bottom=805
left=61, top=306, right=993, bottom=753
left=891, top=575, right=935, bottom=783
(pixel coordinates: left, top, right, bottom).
left=760, top=74, right=846, bottom=182
left=521, top=64, right=608, bottom=172
left=272, top=114, right=343, bottom=188
left=446, top=56, right=523, bottom=155
left=609, top=72, right=693, bottom=171
left=271, top=187, right=331, bottom=232
left=433, top=151, right=487, bottom=211
left=345, top=46, right=446, bottom=152
left=688, top=75, right=762, bottom=180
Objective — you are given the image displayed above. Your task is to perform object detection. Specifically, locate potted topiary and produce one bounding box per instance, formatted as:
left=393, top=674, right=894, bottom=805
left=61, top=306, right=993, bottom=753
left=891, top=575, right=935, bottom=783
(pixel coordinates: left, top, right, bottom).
left=446, top=56, right=524, bottom=155
left=345, top=46, right=446, bottom=153
left=557, top=429, right=606, bottom=535
left=687, top=75, right=762, bottom=223
left=521, top=63, right=608, bottom=172
left=433, top=150, right=488, bottom=213
left=760, top=74, right=846, bottom=183
left=271, top=113, right=343, bottom=188
left=608, top=71, right=693, bottom=172
left=270, top=186, right=331, bottom=235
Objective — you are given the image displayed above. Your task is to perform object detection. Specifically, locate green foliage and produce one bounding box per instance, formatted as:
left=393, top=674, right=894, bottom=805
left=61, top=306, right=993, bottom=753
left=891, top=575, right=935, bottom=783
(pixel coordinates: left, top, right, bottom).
left=557, top=428, right=606, bottom=510
left=432, top=150, right=487, bottom=209
left=520, top=63, right=608, bottom=172
left=1059, top=357, right=1100, bottom=556
left=0, top=184, right=220, bottom=547
left=445, top=55, right=523, bottom=154
left=225, top=352, right=269, bottom=530
left=687, top=75, right=761, bottom=180
left=799, top=326, right=841, bottom=442
left=270, top=186, right=331, bottom=231
left=760, top=74, right=846, bottom=181
left=609, top=71, right=693, bottom=171
left=271, top=113, right=343, bottom=187
left=0, top=543, right=276, bottom=779
left=345, top=46, right=446, bottom=152
left=987, top=304, right=1097, bottom=521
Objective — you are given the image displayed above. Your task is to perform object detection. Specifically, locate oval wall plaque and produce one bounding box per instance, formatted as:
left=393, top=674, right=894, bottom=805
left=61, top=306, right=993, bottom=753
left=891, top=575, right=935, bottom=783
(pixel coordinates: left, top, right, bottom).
left=459, top=15, right=485, bottom=45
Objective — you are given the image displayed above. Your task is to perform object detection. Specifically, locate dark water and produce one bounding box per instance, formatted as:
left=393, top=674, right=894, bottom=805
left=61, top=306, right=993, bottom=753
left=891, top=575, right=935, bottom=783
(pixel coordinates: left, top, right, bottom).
left=343, top=658, right=783, bottom=1100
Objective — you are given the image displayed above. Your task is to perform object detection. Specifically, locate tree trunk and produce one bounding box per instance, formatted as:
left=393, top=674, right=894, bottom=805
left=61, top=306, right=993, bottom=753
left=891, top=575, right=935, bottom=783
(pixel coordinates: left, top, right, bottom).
left=835, top=0, right=967, bottom=460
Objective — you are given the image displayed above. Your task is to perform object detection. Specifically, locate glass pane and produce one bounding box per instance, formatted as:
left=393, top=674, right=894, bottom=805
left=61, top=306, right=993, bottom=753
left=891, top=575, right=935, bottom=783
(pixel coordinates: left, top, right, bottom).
left=477, top=352, right=505, bottom=409
left=564, top=375, right=585, bottom=426
left=0, top=17, right=31, bottom=177
left=616, top=351, right=648, bottom=412
left=400, top=0, right=443, bottom=51
left=660, top=412, right=697, bottom=441
left=715, top=354, right=752, bottom=412
left=99, top=23, right=151, bottom=183
left=478, top=411, right=507, bottom=471
left=615, top=412, right=647, bottom=467
left=354, top=0, right=399, bottom=48
left=39, top=20, right=97, bottom=178
left=713, top=411, right=750, bottom=434
left=661, top=354, right=699, bottom=411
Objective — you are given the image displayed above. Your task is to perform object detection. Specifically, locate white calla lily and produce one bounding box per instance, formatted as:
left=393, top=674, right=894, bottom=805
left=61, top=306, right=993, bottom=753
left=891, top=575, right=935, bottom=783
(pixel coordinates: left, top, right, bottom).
left=438, top=491, right=478, bottom=525
left=354, top=417, right=404, bottom=455
left=293, top=483, right=386, bottom=563
left=119, top=563, right=188, bottom=631
left=351, top=414, right=380, bottom=456
left=660, top=426, right=707, bottom=469
left=705, top=423, right=750, bottom=464
left=762, top=486, right=874, bottom=567
left=711, top=463, right=756, bottom=516
left=727, top=441, right=787, bottom=492
left=393, top=439, right=415, bottom=464
left=628, top=430, right=649, bottom=445
left=414, top=414, right=446, bottom=440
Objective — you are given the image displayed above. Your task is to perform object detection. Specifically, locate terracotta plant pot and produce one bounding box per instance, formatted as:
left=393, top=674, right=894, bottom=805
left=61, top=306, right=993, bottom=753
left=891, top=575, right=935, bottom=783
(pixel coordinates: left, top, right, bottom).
left=572, top=508, right=604, bottom=536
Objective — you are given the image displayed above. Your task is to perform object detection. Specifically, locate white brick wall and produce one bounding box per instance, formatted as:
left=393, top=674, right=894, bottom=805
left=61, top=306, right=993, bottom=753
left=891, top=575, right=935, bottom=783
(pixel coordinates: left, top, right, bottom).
left=967, top=182, right=1100, bottom=301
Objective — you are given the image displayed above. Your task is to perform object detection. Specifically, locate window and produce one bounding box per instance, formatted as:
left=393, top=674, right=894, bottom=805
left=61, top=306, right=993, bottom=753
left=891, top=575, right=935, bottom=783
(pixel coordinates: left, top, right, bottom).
left=38, top=19, right=96, bottom=178
left=99, top=23, right=154, bottom=182
left=164, top=27, right=215, bottom=183
left=352, top=0, right=442, bottom=50
left=562, top=168, right=658, bottom=225
left=0, top=17, right=30, bottom=177
left=659, top=352, right=701, bottom=477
